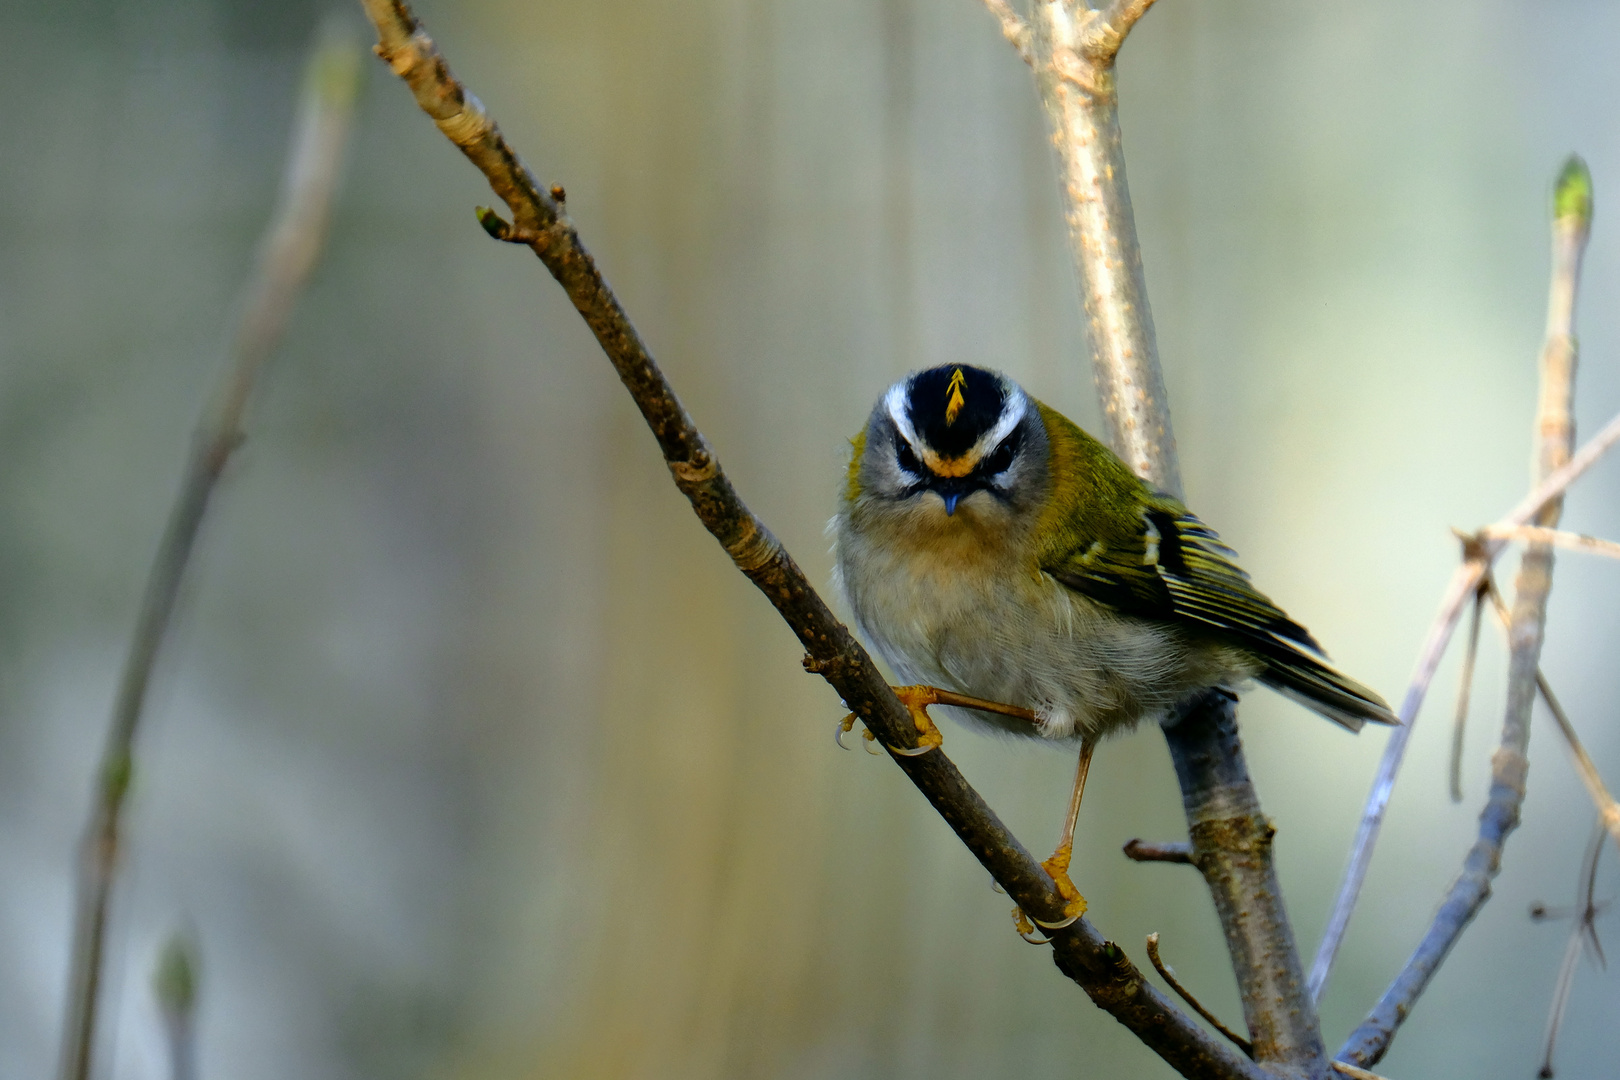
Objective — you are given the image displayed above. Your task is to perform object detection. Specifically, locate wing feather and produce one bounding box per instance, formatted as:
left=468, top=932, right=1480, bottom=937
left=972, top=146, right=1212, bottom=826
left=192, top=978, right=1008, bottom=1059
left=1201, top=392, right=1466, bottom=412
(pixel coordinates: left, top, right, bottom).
left=1044, top=503, right=1396, bottom=730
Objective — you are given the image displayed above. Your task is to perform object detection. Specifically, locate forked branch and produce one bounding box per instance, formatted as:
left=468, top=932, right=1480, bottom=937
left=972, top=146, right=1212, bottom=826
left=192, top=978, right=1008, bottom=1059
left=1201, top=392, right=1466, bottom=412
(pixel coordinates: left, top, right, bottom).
left=1336, top=156, right=1593, bottom=1070
left=1312, top=163, right=1611, bottom=1001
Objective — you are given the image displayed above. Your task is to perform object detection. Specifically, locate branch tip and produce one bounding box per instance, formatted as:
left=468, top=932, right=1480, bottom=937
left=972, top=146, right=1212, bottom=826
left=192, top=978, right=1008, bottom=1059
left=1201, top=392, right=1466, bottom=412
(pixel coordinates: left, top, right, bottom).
left=1555, top=155, right=1593, bottom=229
left=1123, top=838, right=1193, bottom=864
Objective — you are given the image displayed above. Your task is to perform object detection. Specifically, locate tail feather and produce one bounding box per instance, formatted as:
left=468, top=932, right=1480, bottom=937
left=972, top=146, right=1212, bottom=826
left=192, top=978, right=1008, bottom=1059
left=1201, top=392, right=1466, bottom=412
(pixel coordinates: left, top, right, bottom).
left=1257, top=651, right=1399, bottom=733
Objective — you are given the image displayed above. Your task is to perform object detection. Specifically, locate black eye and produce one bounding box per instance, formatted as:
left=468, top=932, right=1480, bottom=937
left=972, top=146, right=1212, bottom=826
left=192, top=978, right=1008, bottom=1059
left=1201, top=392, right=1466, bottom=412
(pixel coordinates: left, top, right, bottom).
left=983, top=436, right=1017, bottom=475
left=895, top=438, right=922, bottom=475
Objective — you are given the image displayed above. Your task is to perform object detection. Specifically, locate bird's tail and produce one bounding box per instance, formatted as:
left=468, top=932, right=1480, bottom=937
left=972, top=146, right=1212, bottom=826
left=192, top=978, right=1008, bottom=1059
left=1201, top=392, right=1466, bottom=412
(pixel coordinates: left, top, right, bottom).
left=1257, top=651, right=1399, bottom=733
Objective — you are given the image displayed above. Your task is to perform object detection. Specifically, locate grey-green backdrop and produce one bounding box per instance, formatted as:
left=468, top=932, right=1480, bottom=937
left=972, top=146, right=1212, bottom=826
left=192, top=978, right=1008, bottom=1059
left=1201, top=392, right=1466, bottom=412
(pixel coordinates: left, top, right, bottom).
left=2, top=2, right=1618, bottom=1078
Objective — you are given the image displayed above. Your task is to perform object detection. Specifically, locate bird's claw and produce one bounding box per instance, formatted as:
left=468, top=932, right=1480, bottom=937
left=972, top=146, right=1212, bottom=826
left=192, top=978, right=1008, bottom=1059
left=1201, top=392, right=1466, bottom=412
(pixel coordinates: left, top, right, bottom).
left=835, top=713, right=858, bottom=750
left=1012, top=907, right=1054, bottom=945
left=834, top=713, right=888, bottom=755
left=1009, top=843, right=1088, bottom=939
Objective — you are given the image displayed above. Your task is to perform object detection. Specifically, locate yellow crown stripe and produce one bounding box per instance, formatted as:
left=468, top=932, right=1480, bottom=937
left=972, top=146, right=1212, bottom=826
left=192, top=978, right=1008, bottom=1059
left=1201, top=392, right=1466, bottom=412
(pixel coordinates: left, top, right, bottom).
left=944, top=368, right=967, bottom=425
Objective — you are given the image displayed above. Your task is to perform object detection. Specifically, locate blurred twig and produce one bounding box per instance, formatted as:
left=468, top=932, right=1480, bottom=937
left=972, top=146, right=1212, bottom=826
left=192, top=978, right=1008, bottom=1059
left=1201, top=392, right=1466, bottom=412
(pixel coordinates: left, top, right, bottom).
left=358, top=3, right=1269, bottom=1076
left=153, top=933, right=200, bottom=1080
left=1479, top=577, right=1620, bottom=852
left=1481, top=524, right=1620, bottom=561
left=1446, top=576, right=1487, bottom=802
left=1311, top=159, right=1611, bottom=1002
left=1532, top=819, right=1608, bottom=1079
left=1337, top=156, right=1593, bottom=1071
left=54, top=28, right=360, bottom=1080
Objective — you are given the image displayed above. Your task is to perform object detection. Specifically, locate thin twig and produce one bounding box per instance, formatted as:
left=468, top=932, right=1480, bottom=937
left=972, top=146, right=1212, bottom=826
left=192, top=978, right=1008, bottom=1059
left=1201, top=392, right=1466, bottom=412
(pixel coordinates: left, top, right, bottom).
left=1311, top=158, right=1604, bottom=1003
left=1330, top=1063, right=1395, bottom=1080
left=1447, top=578, right=1486, bottom=802
left=1124, top=839, right=1194, bottom=864
left=1532, top=819, right=1607, bottom=1078
left=153, top=933, right=199, bottom=1080
left=1480, top=523, right=1620, bottom=561
left=1338, top=155, right=1593, bottom=1070
left=1146, top=933, right=1254, bottom=1058
left=54, top=30, right=360, bottom=1080
left=977, top=0, right=1032, bottom=63
left=1478, top=577, right=1620, bottom=853
left=360, top=4, right=1265, bottom=1076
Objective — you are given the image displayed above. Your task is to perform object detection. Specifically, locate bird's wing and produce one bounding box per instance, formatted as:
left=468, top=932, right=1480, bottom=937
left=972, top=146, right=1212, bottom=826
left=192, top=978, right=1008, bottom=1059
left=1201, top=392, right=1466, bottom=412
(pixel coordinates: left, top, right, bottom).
left=1043, top=503, right=1323, bottom=653
left=1043, top=503, right=1397, bottom=730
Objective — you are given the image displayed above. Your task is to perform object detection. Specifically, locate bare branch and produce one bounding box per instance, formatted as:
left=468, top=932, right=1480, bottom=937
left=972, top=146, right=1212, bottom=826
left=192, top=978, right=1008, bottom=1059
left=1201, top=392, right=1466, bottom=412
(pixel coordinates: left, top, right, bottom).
left=1010, top=2, right=1322, bottom=1070
left=1026, top=1, right=1177, bottom=491
left=1477, top=578, right=1620, bottom=851
left=1330, top=1063, right=1395, bottom=1080
left=1337, top=155, right=1593, bottom=1071
left=1101, top=0, right=1160, bottom=48
left=1536, top=820, right=1606, bottom=1079
left=1124, top=839, right=1194, bottom=864
left=361, top=3, right=1267, bottom=1076
left=1480, top=524, right=1620, bottom=562
left=153, top=933, right=199, bottom=1080
left=1146, top=933, right=1254, bottom=1058
left=54, top=30, right=360, bottom=1080
left=1447, top=581, right=1486, bottom=802
left=1310, top=555, right=1484, bottom=1000
left=1313, top=158, right=1600, bottom=1002
left=978, top=0, right=1032, bottom=63
left=1502, top=407, right=1620, bottom=531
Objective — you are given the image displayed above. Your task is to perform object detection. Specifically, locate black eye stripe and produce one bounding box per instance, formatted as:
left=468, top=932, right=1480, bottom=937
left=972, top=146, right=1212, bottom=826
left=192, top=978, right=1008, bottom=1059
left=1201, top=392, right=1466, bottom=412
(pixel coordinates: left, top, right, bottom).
left=894, top=435, right=922, bottom=473
left=977, top=430, right=1022, bottom=477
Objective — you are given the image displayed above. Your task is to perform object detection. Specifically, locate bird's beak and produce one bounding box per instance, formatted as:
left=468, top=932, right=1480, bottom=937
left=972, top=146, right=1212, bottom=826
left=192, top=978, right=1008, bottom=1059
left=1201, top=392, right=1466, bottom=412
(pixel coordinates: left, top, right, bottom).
left=942, top=492, right=962, bottom=516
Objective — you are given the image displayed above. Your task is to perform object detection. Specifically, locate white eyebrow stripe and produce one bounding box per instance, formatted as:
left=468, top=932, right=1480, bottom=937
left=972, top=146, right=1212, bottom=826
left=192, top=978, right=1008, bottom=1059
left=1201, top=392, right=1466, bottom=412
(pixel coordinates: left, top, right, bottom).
left=976, top=388, right=1027, bottom=456
left=885, top=382, right=924, bottom=448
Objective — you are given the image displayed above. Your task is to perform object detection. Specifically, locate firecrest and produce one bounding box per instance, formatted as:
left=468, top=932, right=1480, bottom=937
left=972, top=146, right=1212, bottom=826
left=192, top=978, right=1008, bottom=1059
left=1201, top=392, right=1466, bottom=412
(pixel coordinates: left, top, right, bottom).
left=831, top=364, right=1395, bottom=930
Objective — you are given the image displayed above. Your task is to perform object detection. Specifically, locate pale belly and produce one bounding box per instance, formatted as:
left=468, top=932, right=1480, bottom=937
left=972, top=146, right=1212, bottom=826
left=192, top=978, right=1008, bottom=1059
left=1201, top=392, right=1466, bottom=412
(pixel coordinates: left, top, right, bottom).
left=835, top=524, right=1249, bottom=742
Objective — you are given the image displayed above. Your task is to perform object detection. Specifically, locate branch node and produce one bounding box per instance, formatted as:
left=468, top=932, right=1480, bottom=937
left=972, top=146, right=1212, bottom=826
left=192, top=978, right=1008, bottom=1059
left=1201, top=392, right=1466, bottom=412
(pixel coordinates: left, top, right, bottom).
left=549, top=183, right=567, bottom=204
left=475, top=205, right=543, bottom=245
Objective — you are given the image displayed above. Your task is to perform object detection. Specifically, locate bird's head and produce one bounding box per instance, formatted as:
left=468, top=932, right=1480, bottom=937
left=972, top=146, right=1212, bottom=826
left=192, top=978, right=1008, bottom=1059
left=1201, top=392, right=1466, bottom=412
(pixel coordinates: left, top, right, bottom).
left=848, top=365, right=1047, bottom=525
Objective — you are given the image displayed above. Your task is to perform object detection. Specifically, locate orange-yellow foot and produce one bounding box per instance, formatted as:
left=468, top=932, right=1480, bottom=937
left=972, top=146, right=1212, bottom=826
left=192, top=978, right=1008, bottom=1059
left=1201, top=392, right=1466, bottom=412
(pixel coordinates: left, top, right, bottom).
left=1009, top=844, right=1088, bottom=944
left=1039, top=844, right=1088, bottom=923
left=888, top=685, right=949, bottom=756
left=886, top=685, right=1038, bottom=756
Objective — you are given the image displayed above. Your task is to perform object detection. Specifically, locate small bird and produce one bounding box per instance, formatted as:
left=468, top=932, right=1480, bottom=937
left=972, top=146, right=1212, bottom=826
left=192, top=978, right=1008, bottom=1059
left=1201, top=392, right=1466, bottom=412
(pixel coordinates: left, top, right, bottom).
left=832, top=364, right=1396, bottom=929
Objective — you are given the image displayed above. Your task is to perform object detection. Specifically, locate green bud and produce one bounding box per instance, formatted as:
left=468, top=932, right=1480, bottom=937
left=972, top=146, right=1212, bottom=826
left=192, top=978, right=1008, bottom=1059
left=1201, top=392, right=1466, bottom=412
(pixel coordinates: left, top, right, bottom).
left=153, top=935, right=198, bottom=1017
left=476, top=206, right=509, bottom=240
left=1554, top=155, right=1593, bottom=227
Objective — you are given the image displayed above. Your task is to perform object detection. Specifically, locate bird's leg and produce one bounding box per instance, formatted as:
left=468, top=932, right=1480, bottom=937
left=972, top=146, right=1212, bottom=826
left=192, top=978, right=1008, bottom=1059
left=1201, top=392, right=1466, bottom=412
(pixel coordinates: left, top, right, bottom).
left=885, top=686, right=1037, bottom=756
left=1033, top=738, right=1095, bottom=929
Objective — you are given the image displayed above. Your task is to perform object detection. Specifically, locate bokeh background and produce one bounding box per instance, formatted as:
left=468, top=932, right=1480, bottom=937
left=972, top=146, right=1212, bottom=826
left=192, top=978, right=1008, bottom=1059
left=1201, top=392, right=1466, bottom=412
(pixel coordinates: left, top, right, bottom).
left=3, top=1, right=1620, bottom=1077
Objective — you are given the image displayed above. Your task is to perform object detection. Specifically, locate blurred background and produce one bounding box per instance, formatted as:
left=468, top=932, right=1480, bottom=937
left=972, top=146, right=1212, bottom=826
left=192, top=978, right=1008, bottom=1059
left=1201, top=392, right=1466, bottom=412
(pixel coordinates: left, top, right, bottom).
left=2, top=1, right=1619, bottom=1077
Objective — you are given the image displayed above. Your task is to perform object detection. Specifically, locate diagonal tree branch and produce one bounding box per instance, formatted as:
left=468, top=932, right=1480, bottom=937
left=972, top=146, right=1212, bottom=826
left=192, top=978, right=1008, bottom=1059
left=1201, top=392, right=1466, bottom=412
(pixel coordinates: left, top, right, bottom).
left=1337, top=156, right=1593, bottom=1071
left=54, top=30, right=361, bottom=1080
left=359, top=2, right=1267, bottom=1076
left=1012, top=2, right=1325, bottom=1072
